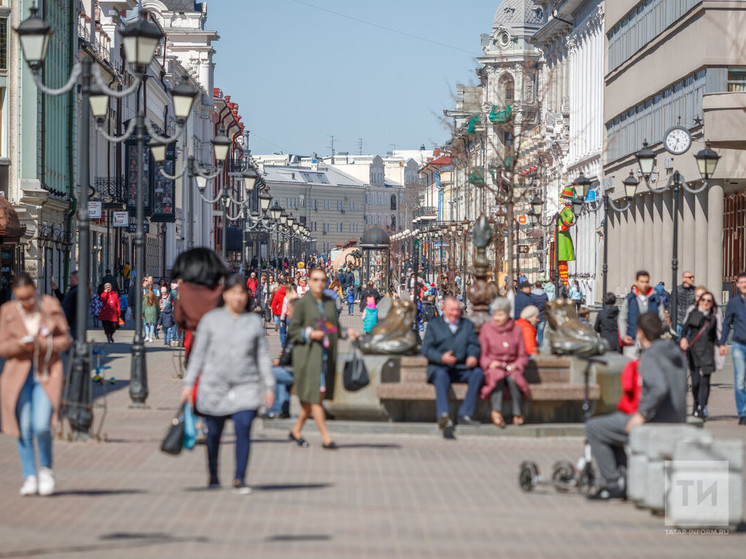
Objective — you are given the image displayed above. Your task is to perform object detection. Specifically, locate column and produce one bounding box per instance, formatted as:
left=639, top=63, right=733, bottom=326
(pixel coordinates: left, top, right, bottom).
left=642, top=194, right=654, bottom=274
left=694, top=189, right=708, bottom=287
left=652, top=193, right=663, bottom=284
left=661, top=190, right=674, bottom=291
left=619, top=205, right=630, bottom=293
left=634, top=196, right=645, bottom=276
left=707, top=183, right=724, bottom=295
left=681, top=190, right=696, bottom=280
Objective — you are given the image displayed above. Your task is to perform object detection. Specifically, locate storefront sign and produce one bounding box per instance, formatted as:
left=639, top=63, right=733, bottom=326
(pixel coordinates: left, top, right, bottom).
left=112, top=211, right=128, bottom=227
left=88, top=201, right=103, bottom=219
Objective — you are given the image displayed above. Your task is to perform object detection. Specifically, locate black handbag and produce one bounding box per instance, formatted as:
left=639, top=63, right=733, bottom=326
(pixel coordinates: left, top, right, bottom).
left=161, top=405, right=186, bottom=455
left=343, top=342, right=370, bottom=392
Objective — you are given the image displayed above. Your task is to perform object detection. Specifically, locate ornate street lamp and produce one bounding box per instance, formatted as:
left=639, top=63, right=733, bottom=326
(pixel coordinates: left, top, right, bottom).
left=169, top=76, right=198, bottom=123
left=573, top=173, right=591, bottom=199
left=243, top=167, right=258, bottom=193
left=694, top=140, right=720, bottom=181
left=212, top=130, right=232, bottom=163
left=15, top=4, right=51, bottom=70
left=269, top=201, right=282, bottom=221
left=259, top=191, right=272, bottom=213
left=635, top=140, right=656, bottom=179
left=121, top=13, right=163, bottom=69
left=622, top=171, right=639, bottom=199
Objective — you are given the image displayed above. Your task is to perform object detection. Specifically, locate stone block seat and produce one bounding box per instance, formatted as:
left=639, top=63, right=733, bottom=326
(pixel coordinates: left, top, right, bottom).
left=377, top=354, right=601, bottom=423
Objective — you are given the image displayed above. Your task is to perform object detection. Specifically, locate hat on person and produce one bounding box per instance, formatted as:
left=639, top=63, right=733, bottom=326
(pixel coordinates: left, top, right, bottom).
left=366, top=296, right=376, bottom=309
left=520, top=305, right=540, bottom=320
left=430, top=282, right=435, bottom=287
left=518, top=280, right=531, bottom=289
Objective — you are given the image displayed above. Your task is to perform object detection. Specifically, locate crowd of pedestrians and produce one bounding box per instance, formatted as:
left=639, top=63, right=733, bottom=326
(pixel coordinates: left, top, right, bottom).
left=3, top=246, right=746, bottom=501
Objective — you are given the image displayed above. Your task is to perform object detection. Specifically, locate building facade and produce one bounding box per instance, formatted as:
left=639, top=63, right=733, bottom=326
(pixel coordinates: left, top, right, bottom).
left=602, top=0, right=746, bottom=298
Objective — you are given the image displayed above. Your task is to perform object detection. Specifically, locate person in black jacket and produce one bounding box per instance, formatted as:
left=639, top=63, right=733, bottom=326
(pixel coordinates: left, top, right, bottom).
left=679, top=291, right=721, bottom=419
left=359, top=280, right=381, bottom=312
left=61, top=271, right=79, bottom=340
left=513, top=281, right=533, bottom=320
left=594, top=292, right=620, bottom=352
left=265, top=299, right=297, bottom=419
left=421, top=297, right=484, bottom=438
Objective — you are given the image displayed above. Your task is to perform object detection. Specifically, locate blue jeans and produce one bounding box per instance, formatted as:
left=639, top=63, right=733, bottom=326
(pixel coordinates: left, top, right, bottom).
left=274, top=315, right=281, bottom=331
left=164, top=325, right=177, bottom=345
left=205, top=409, right=257, bottom=485
left=16, top=368, right=53, bottom=478
left=348, top=303, right=354, bottom=315
left=144, top=322, right=155, bottom=339
left=536, top=320, right=546, bottom=346
left=732, top=342, right=746, bottom=418
left=429, top=366, right=484, bottom=419
left=268, top=366, right=294, bottom=415
left=279, top=319, right=287, bottom=348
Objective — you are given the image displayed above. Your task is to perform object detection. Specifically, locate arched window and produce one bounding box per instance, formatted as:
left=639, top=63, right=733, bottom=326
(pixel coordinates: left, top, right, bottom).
left=391, top=215, right=397, bottom=230
left=499, top=73, right=514, bottom=106
left=390, top=194, right=397, bottom=210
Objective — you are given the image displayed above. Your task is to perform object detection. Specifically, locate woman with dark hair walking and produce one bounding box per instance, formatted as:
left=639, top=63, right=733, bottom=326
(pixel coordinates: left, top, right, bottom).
left=181, top=275, right=274, bottom=493
left=594, top=292, right=621, bottom=353
left=0, top=273, right=71, bottom=495
left=680, top=291, right=723, bottom=419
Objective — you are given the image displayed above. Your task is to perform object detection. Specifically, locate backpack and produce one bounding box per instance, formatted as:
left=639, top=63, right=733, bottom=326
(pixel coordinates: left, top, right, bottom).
left=90, top=296, right=102, bottom=318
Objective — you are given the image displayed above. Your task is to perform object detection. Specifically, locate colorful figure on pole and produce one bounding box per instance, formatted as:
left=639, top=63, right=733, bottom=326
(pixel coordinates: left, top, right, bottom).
left=557, top=186, right=577, bottom=286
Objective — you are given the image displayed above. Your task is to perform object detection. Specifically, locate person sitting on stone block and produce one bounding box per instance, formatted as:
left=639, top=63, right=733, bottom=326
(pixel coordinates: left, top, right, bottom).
left=421, top=296, right=484, bottom=439
left=585, top=312, right=687, bottom=500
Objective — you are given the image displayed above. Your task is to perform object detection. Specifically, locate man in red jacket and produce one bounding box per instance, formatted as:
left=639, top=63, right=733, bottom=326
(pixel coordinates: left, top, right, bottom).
left=271, top=284, right=287, bottom=345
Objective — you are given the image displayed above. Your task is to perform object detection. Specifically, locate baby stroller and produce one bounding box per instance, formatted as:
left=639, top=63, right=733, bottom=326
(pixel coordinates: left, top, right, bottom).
left=518, top=355, right=605, bottom=494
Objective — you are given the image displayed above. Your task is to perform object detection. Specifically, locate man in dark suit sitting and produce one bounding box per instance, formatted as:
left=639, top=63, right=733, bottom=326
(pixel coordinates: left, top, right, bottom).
left=421, top=296, right=484, bottom=438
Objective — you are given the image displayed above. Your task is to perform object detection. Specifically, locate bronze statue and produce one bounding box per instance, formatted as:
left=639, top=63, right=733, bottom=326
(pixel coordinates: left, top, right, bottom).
left=359, top=298, right=419, bottom=355
left=544, top=299, right=608, bottom=356
left=466, top=215, right=495, bottom=332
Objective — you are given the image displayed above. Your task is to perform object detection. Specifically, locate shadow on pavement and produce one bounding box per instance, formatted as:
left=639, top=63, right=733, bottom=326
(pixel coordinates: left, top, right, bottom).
left=253, top=483, right=333, bottom=492
left=334, top=443, right=402, bottom=450
left=52, top=489, right=148, bottom=497
left=0, top=533, right=208, bottom=558
left=266, top=534, right=332, bottom=542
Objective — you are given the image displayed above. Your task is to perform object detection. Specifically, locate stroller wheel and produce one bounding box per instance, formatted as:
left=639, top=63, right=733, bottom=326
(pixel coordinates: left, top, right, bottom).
left=551, top=460, right=576, bottom=493
left=578, top=463, right=598, bottom=495
left=519, top=461, right=539, bottom=492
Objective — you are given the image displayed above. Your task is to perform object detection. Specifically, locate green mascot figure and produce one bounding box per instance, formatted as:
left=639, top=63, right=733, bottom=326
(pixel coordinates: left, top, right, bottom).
left=557, top=186, right=576, bottom=291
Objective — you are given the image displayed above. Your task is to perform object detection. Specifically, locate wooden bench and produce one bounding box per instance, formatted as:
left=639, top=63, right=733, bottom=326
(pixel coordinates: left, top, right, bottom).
left=377, top=355, right=601, bottom=423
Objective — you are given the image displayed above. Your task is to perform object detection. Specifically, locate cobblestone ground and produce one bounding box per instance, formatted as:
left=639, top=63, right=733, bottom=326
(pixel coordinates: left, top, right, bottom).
left=0, top=314, right=744, bottom=558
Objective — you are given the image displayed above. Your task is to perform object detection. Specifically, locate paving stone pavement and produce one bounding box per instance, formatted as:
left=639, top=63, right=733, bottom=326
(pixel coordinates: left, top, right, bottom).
left=0, top=316, right=744, bottom=558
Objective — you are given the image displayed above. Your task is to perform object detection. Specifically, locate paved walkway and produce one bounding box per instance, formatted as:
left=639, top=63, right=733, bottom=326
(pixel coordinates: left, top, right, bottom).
left=0, top=317, right=744, bottom=558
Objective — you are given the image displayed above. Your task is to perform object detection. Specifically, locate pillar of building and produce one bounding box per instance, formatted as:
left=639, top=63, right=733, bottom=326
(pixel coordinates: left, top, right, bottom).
left=694, top=190, right=708, bottom=288
left=707, top=182, right=725, bottom=296
left=681, top=190, right=696, bottom=281
left=652, top=193, right=663, bottom=284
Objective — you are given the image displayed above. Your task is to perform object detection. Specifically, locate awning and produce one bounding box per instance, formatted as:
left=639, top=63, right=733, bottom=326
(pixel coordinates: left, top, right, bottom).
left=0, top=196, right=26, bottom=243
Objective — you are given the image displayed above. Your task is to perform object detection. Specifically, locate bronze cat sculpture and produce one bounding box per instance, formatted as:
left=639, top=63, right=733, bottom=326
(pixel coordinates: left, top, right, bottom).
left=544, top=299, right=608, bottom=356
left=359, top=298, right=419, bottom=355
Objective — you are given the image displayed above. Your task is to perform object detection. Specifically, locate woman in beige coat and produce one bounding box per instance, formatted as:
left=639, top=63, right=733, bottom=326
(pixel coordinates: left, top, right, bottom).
left=0, top=273, right=71, bottom=496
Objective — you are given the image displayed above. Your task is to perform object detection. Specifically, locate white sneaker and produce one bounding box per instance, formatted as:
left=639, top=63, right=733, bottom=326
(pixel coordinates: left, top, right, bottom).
left=19, top=476, right=37, bottom=496
left=38, top=468, right=55, bottom=496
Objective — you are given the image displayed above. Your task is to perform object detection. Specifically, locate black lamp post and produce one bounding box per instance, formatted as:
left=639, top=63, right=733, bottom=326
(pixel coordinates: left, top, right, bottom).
left=16, top=7, right=178, bottom=425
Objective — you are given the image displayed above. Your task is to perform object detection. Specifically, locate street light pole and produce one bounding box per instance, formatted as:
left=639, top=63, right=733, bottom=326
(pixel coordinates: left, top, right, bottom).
left=129, top=108, right=148, bottom=406
left=71, top=55, right=93, bottom=436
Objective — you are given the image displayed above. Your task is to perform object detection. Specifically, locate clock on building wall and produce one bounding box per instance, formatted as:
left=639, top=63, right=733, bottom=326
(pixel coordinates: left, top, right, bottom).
left=663, top=126, right=692, bottom=155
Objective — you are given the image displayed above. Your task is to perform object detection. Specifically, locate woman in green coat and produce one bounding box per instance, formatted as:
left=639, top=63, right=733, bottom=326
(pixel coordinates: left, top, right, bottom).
left=288, top=267, right=359, bottom=449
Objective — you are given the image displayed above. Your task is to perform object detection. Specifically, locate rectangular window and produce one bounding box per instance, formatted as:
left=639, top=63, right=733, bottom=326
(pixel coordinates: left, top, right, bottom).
left=728, top=68, right=746, bottom=92
left=0, top=17, right=7, bottom=72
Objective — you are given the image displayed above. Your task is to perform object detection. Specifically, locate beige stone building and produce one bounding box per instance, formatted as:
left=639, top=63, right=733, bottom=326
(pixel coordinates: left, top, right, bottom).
left=603, top=0, right=746, bottom=298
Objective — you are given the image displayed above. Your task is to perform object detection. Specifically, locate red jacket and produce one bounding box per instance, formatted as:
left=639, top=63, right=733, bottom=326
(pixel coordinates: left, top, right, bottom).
left=270, top=286, right=286, bottom=317
left=99, top=291, right=120, bottom=322
left=246, top=278, right=258, bottom=294
left=617, top=360, right=641, bottom=414
left=515, top=318, right=538, bottom=355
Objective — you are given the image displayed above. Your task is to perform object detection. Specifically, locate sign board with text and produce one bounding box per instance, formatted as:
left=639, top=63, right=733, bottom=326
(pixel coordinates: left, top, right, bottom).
left=518, top=245, right=530, bottom=254
left=88, top=201, right=102, bottom=219
left=112, top=211, right=128, bottom=227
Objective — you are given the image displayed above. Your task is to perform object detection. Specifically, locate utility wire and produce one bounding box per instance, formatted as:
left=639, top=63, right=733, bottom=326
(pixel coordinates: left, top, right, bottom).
left=286, top=0, right=476, bottom=55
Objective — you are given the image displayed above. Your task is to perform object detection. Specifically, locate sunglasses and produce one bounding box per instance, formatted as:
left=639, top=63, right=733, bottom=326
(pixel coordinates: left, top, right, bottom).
left=701, top=298, right=714, bottom=303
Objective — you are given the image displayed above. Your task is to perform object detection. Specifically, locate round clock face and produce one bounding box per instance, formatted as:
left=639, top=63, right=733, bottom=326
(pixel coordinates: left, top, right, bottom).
left=664, top=127, right=692, bottom=155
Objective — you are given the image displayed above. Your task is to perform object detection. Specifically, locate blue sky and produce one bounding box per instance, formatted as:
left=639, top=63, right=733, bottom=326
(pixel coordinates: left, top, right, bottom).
left=209, top=0, right=499, bottom=157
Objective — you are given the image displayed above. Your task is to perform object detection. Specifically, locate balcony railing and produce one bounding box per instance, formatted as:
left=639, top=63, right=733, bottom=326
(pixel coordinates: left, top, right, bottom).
left=94, top=176, right=127, bottom=205
left=413, top=206, right=437, bottom=219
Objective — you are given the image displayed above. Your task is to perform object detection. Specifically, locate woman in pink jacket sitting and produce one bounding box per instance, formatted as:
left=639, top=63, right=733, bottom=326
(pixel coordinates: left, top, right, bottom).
left=478, top=297, right=530, bottom=427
